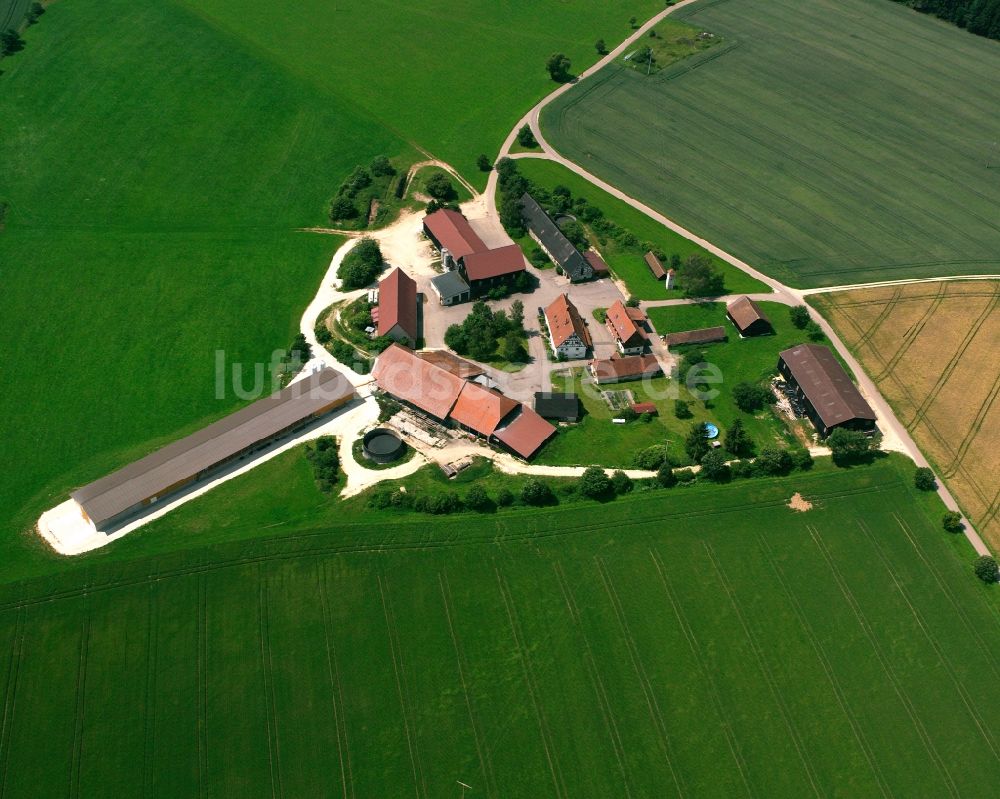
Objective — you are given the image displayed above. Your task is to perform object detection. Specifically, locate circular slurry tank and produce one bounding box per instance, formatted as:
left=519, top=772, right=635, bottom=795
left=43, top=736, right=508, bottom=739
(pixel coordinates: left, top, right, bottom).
left=362, top=428, right=406, bottom=464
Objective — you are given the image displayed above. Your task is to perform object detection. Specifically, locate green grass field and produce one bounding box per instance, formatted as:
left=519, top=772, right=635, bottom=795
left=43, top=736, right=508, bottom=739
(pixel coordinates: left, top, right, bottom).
left=515, top=158, right=769, bottom=299
left=0, top=0, right=661, bottom=572
left=2, top=456, right=1000, bottom=796
left=542, top=0, right=1000, bottom=288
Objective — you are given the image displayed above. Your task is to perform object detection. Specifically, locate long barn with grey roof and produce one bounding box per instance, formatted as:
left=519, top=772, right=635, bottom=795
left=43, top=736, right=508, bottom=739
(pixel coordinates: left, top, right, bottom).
left=520, top=193, right=593, bottom=282
left=72, top=367, right=355, bottom=530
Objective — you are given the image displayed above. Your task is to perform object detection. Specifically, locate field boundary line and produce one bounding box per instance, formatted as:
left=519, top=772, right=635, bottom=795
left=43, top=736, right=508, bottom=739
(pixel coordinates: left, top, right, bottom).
left=437, top=571, right=497, bottom=798
left=196, top=574, right=209, bottom=799
left=856, top=521, right=1000, bottom=766
left=648, top=549, right=756, bottom=798
left=142, top=582, right=159, bottom=799
left=67, top=600, right=91, bottom=799
left=754, top=535, right=893, bottom=798
left=257, top=572, right=284, bottom=799
left=377, top=573, right=427, bottom=799
left=317, top=565, right=353, bottom=799
left=494, top=566, right=568, bottom=799
left=593, top=557, right=685, bottom=798
left=0, top=609, right=25, bottom=799
left=551, top=562, right=634, bottom=798
left=701, top=542, right=824, bottom=798
left=807, top=526, right=959, bottom=797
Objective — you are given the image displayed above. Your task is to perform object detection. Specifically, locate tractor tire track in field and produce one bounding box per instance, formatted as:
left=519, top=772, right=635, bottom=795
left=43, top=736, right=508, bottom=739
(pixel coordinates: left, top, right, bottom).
left=494, top=566, right=568, bottom=799
left=551, top=563, right=634, bottom=799
left=593, top=557, right=686, bottom=798
left=68, top=603, right=91, bottom=799
left=702, top=543, right=824, bottom=799
left=377, top=573, right=427, bottom=799
left=196, top=574, right=209, bottom=799
left=872, top=281, right=948, bottom=382
left=648, top=549, right=756, bottom=799
left=257, top=573, right=284, bottom=799
left=857, top=520, right=1000, bottom=767
left=437, top=571, right=497, bottom=799
left=754, top=535, right=892, bottom=799
left=0, top=482, right=898, bottom=615
left=942, top=365, right=1000, bottom=478
left=891, top=514, right=1000, bottom=682
left=142, top=583, right=160, bottom=799
left=852, top=287, right=902, bottom=352
left=807, top=526, right=960, bottom=798
left=318, top=565, right=354, bottom=799
left=0, top=610, right=25, bottom=799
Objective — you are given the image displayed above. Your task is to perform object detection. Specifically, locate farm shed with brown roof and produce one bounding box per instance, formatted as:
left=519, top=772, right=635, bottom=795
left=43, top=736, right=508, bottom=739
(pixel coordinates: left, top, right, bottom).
left=727, top=296, right=772, bottom=337
left=377, top=267, right=418, bottom=342
left=416, top=350, right=484, bottom=380
left=460, top=244, right=526, bottom=293
left=449, top=382, right=519, bottom=437
left=373, top=343, right=465, bottom=420
left=664, top=327, right=727, bottom=347
left=494, top=406, right=557, bottom=459
left=644, top=251, right=667, bottom=280
left=589, top=354, right=663, bottom=384
left=584, top=250, right=610, bottom=277
left=777, top=343, right=877, bottom=437
left=72, top=367, right=355, bottom=530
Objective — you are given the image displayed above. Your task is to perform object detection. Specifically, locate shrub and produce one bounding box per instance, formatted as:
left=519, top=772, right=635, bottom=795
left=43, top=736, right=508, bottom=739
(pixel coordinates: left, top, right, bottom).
left=26, top=2, right=44, bottom=24
left=699, top=449, right=730, bottom=481
left=943, top=511, right=964, bottom=533
left=675, top=468, right=697, bottom=484
left=730, top=459, right=755, bottom=479
left=338, top=238, right=384, bottom=289
left=633, top=445, right=670, bottom=471
left=521, top=478, right=555, bottom=506
left=625, top=296, right=640, bottom=308
left=305, top=436, right=340, bottom=491
left=546, top=52, right=572, bottom=82
left=806, top=320, right=826, bottom=341
left=595, top=38, right=607, bottom=54
left=477, top=154, right=492, bottom=172
left=329, top=195, right=358, bottom=221
left=732, top=382, right=773, bottom=413
left=974, top=556, right=998, bottom=583
left=611, top=470, right=633, bottom=495
left=674, top=399, right=693, bottom=419
left=287, top=333, right=312, bottom=364
left=755, top=446, right=793, bottom=476
left=789, top=305, right=811, bottom=329
left=369, top=155, right=395, bottom=177
left=0, top=29, right=25, bottom=56
left=680, top=254, right=724, bottom=297
left=464, top=485, right=492, bottom=512
left=425, top=172, right=456, bottom=201
left=914, top=467, right=937, bottom=491
left=314, top=321, right=332, bottom=345
left=495, top=488, right=514, bottom=507
left=656, top=464, right=678, bottom=488
left=791, top=448, right=814, bottom=471
left=517, top=124, right=537, bottom=148
left=827, top=428, right=879, bottom=465
left=579, top=466, right=613, bottom=499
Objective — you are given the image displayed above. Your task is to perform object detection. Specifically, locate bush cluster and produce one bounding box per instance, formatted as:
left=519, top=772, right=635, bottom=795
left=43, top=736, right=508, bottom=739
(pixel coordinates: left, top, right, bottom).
left=338, top=238, right=384, bottom=290
left=445, top=300, right=527, bottom=362
left=305, top=437, right=340, bottom=491
left=329, top=156, right=397, bottom=224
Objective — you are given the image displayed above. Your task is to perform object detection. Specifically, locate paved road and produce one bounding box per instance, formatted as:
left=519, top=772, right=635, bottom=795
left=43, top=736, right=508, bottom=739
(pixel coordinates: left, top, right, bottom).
left=486, top=2, right=993, bottom=556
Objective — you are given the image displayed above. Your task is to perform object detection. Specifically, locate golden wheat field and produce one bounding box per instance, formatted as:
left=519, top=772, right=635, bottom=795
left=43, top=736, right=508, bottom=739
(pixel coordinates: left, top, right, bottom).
left=814, top=281, right=1000, bottom=547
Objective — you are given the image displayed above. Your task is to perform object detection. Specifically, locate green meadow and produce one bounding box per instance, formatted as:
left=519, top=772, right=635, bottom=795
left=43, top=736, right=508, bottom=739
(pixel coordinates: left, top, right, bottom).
left=2, top=457, right=1000, bottom=796
left=0, top=0, right=660, bottom=569
left=543, top=0, right=1000, bottom=287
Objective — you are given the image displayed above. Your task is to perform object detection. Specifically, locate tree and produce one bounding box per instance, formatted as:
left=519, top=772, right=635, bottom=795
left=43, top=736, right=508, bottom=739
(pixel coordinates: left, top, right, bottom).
left=287, top=333, right=312, bottom=365
left=0, top=29, right=24, bottom=56
left=558, top=219, right=588, bottom=250
left=633, top=46, right=656, bottom=70
left=510, top=299, right=525, bottom=328
left=305, top=436, right=339, bottom=491
left=914, top=467, right=937, bottom=491
left=657, top=464, right=678, bottom=488
left=329, top=195, right=358, bottom=221
left=477, top=154, right=492, bottom=172
left=496, top=488, right=514, bottom=507
left=943, top=511, right=964, bottom=533
left=827, top=427, right=878, bottom=465
left=464, top=485, right=493, bottom=512
left=517, top=124, right=537, bottom=148
left=700, top=449, right=730, bottom=481
left=579, top=466, right=613, bottom=499
left=425, top=172, right=456, bottom=201
left=789, top=305, right=811, bottom=329
left=629, top=15, right=638, bottom=28
left=633, top=445, right=670, bottom=471
left=975, top=556, right=999, bottom=583
left=732, top=381, right=772, bottom=413
left=595, top=38, right=607, bottom=54
left=681, top=254, right=724, bottom=297
left=500, top=332, right=527, bottom=363
left=674, top=399, right=693, bottom=419
left=611, top=470, right=634, bottom=495
left=755, top=446, right=793, bottom=476
left=724, top=418, right=753, bottom=457
left=546, top=52, right=572, bottom=82
left=26, top=2, right=44, bottom=23
left=369, top=155, right=395, bottom=177
left=521, top=478, right=554, bottom=506
left=685, top=422, right=710, bottom=462
left=338, top=237, right=383, bottom=289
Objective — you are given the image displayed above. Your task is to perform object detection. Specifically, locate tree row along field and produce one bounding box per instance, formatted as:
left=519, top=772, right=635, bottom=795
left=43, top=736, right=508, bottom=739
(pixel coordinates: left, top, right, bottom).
left=813, top=281, right=1000, bottom=549
left=2, top=460, right=1000, bottom=797
left=0, top=0, right=661, bottom=569
left=542, top=0, right=1000, bottom=289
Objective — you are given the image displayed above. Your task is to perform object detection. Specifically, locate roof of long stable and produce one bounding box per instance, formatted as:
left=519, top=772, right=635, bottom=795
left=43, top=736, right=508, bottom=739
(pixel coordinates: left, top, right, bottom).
left=545, top=293, right=592, bottom=349
left=416, top=349, right=484, bottom=379
left=377, top=267, right=418, bottom=339
left=779, top=344, right=876, bottom=428
left=72, top=367, right=354, bottom=527
left=520, top=193, right=591, bottom=280
left=373, top=343, right=465, bottom=420
left=462, top=244, right=526, bottom=281
left=664, top=326, right=727, bottom=347
left=449, top=382, right=519, bottom=437
left=423, top=208, right=487, bottom=261
left=644, top=251, right=667, bottom=279
left=494, top=406, right=557, bottom=459
left=590, top=354, right=663, bottom=382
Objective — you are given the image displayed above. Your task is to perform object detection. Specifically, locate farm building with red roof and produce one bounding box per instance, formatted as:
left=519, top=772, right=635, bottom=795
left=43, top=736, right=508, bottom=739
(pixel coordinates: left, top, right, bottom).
left=372, top=344, right=464, bottom=420
left=605, top=300, right=648, bottom=355
left=494, top=406, right=557, bottom=460
left=460, top=244, right=526, bottom=295
left=544, top=293, right=592, bottom=360
left=377, top=267, right=418, bottom=343
left=423, top=208, right=487, bottom=269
